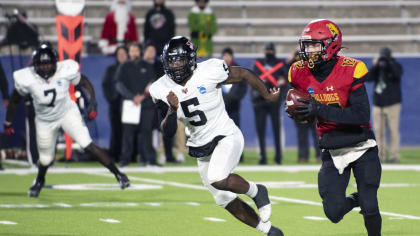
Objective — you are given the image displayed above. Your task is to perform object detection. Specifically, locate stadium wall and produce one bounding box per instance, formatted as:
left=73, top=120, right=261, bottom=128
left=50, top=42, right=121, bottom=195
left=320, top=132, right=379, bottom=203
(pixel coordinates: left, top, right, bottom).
left=1, top=56, right=419, bottom=148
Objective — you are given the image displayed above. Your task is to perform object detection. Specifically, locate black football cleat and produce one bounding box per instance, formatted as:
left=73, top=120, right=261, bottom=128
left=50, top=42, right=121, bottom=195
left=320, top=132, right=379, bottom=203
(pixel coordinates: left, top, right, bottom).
left=116, top=173, right=130, bottom=189
left=28, top=178, right=45, bottom=198
left=267, top=226, right=284, bottom=236
left=253, top=184, right=272, bottom=222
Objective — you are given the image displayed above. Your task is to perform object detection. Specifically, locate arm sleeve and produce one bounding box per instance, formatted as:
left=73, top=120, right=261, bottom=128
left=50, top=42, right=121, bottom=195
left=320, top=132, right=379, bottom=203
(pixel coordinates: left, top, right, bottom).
left=0, top=63, right=9, bottom=99
left=155, top=99, right=177, bottom=137
left=388, top=59, right=403, bottom=80
left=144, top=13, right=151, bottom=40
left=13, top=73, right=29, bottom=96
left=317, top=82, right=371, bottom=125
left=204, top=13, right=218, bottom=35
left=115, top=63, right=135, bottom=99
left=287, top=65, right=293, bottom=84
left=188, top=12, right=200, bottom=32
left=116, top=81, right=135, bottom=99
left=169, top=11, right=176, bottom=37
left=63, top=60, right=81, bottom=85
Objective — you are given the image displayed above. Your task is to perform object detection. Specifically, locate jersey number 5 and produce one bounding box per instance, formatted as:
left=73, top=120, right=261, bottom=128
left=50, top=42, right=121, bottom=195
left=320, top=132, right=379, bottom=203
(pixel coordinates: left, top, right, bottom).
left=44, top=89, right=57, bottom=107
left=180, top=97, right=207, bottom=126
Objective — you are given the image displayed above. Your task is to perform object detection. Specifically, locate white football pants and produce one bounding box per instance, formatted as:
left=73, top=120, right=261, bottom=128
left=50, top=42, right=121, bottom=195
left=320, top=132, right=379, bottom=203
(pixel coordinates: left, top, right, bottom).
left=197, top=125, right=244, bottom=208
left=36, top=106, right=92, bottom=166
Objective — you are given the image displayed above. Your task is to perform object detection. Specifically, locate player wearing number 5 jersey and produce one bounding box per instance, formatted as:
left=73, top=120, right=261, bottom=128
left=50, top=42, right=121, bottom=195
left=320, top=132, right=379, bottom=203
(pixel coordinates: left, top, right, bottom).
left=149, top=36, right=284, bottom=236
left=4, top=43, right=130, bottom=198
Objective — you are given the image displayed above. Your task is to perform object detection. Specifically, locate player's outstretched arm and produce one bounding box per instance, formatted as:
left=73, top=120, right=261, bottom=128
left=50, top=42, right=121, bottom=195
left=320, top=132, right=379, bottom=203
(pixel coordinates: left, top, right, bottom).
left=4, top=89, right=23, bottom=135
left=5, top=89, right=23, bottom=123
left=221, top=66, right=280, bottom=103
left=76, top=74, right=96, bottom=101
left=160, top=91, right=178, bottom=137
left=76, top=74, right=98, bottom=120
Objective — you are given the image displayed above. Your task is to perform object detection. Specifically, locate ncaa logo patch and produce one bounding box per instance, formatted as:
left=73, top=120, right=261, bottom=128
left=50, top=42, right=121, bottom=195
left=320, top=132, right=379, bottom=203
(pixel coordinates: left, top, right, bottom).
left=307, top=87, right=315, bottom=94
left=198, top=86, right=206, bottom=94
left=57, top=80, right=62, bottom=86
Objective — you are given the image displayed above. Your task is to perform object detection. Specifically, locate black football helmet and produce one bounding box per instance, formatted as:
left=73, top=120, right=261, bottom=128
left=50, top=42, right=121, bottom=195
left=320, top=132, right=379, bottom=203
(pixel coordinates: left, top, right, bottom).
left=32, top=43, right=58, bottom=79
left=161, top=36, right=197, bottom=84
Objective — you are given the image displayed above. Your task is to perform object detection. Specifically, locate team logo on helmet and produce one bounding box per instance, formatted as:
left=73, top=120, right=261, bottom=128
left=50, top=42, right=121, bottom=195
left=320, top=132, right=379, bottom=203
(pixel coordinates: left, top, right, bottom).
left=186, top=40, right=194, bottom=50
left=327, top=23, right=339, bottom=37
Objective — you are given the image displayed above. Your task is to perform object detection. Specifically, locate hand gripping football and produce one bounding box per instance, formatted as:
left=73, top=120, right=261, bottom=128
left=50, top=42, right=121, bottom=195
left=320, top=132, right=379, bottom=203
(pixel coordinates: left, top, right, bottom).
left=285, top=88, right=314, bottom=123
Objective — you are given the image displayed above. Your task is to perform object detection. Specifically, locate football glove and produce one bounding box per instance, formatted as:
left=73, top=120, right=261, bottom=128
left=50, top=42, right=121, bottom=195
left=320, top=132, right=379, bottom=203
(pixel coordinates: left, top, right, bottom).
left=87, top=100, right=98, bottom=120
left=295, top=98, right=322, bottom=118
left=4, top=122, right=15, bottom=135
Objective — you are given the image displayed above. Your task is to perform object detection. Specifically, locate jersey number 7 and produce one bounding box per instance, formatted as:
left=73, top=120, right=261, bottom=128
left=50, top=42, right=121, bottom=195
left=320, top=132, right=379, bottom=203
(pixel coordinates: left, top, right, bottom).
left=44, top=89, right=57, bottom=107
left=180, top=97, right=207, bottom=126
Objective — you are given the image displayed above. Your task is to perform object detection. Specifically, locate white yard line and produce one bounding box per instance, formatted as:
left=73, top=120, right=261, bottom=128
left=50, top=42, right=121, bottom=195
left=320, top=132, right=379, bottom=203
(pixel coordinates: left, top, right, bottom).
left=2, top=164, right=420, bottom=175
left=2, top=166, right=420, bottom=220
left=87, top=172, right=420, bottom=221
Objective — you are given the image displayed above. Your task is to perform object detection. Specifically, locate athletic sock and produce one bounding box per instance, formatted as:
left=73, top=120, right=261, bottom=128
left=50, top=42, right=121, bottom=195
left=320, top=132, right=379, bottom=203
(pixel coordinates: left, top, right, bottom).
left=256, top=220, right=272, bottom=234
left=246, top=181, right=258, bottom=198
left=36, top=165, right=48, bottom=182
left=105, top=163, right=121, bottom=176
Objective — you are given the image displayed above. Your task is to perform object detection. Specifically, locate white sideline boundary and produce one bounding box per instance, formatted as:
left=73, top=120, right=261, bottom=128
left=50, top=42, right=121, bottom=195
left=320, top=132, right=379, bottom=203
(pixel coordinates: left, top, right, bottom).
left=2, top=164, right=420, bottom=175
left=88, top=172, right=420, bottom=221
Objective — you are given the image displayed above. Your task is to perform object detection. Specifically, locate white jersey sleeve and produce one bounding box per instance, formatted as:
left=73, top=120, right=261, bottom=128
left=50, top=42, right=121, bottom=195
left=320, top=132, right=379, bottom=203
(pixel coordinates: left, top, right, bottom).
left=149, top=75, right=165, bottom=103
left=13, top=68, right=32, bottom=96
left=59, top=59, right=81, bottom=85
left=200, top=58, right=229, bottom=85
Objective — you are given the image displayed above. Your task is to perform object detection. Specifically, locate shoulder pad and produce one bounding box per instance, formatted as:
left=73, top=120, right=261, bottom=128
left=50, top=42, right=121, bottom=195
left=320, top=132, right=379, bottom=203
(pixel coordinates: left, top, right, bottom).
left=341, top=57, right=358, bottom=67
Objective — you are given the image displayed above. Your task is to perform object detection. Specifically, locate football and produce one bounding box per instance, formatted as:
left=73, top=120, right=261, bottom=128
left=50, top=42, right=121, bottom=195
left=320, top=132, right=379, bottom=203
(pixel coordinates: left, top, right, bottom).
left=285, top=88, right=315, bottom=123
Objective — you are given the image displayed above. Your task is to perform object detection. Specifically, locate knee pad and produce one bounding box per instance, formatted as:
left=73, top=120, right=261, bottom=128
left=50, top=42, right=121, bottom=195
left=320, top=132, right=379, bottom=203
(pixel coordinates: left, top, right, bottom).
left=213, top=191, right=237, bottom=208
left=323, top=201, right=344, bottom=223
left=38, top=155, right=53, bottom=167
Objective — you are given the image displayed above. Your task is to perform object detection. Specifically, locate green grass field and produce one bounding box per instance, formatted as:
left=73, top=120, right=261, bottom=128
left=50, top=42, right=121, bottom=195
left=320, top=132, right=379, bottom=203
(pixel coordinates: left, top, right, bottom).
left=1, top=149, right=420, bottom=236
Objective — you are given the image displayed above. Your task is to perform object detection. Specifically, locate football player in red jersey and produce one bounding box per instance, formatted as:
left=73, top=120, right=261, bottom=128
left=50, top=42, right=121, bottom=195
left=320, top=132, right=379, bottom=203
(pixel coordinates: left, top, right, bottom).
left=287, top=19, right=382, bottom=236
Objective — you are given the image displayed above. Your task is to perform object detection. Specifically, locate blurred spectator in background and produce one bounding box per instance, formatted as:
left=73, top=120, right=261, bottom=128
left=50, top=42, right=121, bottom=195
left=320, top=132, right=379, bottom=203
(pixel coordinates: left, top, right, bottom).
left=102, top=46, right=128, bottom=161
left=128, top=43, right=141, bottom=61
left=99, top=0, right=138, bottom=55
left=0, top=8, right=39, bottom=52
left=221, top=47, right=247, bottom=161
left=188, top=0, right=217, bottom=57
left=368, top=47, right=403, bottom=163
left=286, top=49, right=320, bottom=163
left=115, top=43, right=158, bottom=167
left=144, top=0, right=176, bottom=56
left=0, top=61, right=9, bottom=108
left=252, top=42, right=288, bottom=165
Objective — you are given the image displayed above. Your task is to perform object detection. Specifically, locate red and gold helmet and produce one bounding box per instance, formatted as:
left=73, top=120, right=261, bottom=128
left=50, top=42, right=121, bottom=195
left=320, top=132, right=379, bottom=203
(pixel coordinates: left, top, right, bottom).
left=299, top=19, right=342, bottom=68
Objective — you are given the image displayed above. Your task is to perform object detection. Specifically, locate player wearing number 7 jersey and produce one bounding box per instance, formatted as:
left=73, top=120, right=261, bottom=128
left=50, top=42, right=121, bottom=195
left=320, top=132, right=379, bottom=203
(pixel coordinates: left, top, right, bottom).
left=4, top=43, right=130, bottom=198
left=149, top=36, right=284, bottom=236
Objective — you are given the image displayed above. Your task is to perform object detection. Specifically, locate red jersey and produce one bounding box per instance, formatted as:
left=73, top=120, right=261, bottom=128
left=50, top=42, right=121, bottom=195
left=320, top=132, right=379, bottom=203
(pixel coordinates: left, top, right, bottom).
left=288, top=56, right=369, bottom=137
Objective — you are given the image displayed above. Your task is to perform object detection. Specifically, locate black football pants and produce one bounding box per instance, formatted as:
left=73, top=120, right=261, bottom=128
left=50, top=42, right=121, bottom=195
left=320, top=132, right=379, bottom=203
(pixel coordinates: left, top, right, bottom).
left=108, top=100, right=122, bottom=161
left=318, top=146, right=382, bottom=236
left=253, top=104, right=282, bottom=163
left=295, top=120, right=320, bottom=161
left=120, top=108, right=157, bottom=165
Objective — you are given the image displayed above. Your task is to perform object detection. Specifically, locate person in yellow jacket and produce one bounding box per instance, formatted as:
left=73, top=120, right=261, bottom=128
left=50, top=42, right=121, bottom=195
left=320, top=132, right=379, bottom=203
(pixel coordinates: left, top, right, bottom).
left=188, top=0, right=217, bottom=57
